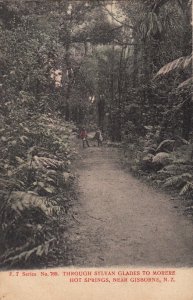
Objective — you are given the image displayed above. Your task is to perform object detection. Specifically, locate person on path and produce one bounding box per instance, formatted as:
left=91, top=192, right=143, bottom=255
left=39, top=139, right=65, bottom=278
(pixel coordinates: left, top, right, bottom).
left=94, top=128, right=103, bottom=147
left=80, top=127, right=90, bottom=148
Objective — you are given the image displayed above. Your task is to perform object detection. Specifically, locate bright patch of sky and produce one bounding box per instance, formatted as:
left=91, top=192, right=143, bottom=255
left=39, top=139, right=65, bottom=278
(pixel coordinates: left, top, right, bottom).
left=106, top=2, right=127, bottom=25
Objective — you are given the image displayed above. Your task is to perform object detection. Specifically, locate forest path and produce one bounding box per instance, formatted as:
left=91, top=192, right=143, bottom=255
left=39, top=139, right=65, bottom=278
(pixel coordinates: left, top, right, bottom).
left=67, top=146, right=193, bottom=267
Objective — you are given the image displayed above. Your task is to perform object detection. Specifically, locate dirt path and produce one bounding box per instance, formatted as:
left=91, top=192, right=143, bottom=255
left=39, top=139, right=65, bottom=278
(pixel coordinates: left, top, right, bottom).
left=67, top=146, right=193, bottom=267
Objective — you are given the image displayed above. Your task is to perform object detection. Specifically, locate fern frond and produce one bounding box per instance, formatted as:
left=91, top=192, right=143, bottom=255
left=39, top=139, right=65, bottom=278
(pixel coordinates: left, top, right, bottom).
left=2, top=192, right=60, bottom=224
left=156, top=139, right=175, bottom=153
left=152, top=152, right=171, bottom=164
left=0, top=239, right=56, bottom=267
left=0, top=178, right=22, bottom=190
left=33, top=156, right=64, bottom=170
left=178, top=77, right=192, bottom=90
left=163, top=173, right=193, bottom=188
left=155, top=54, right=192, bottom=77
left=179, top=181, right=193, bottom=196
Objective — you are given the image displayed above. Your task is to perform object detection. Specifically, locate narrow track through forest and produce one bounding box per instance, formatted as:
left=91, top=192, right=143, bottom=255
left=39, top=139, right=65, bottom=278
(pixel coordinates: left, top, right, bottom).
left=66, top=146, right=193, bottom=267
left=0, top=0, right=192, bottom=272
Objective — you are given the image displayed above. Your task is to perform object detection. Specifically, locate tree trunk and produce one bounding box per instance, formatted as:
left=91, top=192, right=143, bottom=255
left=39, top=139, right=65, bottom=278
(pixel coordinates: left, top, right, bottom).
left=97, top=96, right=105, bottom=130
left=182, top=97, right=192, bottom=140
left=64, top=42, right=72, bottom=121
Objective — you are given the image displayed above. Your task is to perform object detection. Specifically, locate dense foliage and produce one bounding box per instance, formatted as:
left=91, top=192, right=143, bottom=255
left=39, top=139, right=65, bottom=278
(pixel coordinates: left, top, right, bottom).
left=0, top=111, right=77, bottom=268
left=0, top=0, right=192, bottom=268
left=0, top=0, right=192, bottom=135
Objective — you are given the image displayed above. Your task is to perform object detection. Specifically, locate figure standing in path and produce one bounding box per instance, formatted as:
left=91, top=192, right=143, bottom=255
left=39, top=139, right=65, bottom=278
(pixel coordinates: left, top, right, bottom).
left=94, top=128, right=103, bottom=147
left=80, top=127, right=90, bottom=148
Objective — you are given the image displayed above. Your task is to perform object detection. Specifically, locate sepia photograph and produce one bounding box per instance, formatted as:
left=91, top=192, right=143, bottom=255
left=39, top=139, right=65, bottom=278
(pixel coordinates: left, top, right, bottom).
left=0, top=0, right=192, bottom=284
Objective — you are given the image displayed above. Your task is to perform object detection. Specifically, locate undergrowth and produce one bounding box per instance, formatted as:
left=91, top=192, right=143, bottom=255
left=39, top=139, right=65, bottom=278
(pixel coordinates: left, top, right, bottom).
left=122, top=129, right=193, bottom=216
left=0, top=110, right=78, bottom=269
